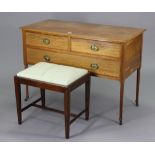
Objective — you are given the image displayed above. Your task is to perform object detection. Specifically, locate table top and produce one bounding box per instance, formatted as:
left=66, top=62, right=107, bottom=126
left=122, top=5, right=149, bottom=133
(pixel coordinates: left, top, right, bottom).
left=21, top=19, right=145, bottom=43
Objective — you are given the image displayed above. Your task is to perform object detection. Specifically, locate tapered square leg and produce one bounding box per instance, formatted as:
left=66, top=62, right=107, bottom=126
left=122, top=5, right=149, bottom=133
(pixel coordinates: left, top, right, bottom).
left=40, top=89, right=45, bottom=108
left=85, top=77, right=90, bottom=120
left=119, top=80, right=125, bottom=125
left=64, top=89, right=70, bottom=139
left=136, top=68, right=141, bottom=107
left=14, top=76, right=22, bottom=124
left=24, top=65, right=29, bottom=102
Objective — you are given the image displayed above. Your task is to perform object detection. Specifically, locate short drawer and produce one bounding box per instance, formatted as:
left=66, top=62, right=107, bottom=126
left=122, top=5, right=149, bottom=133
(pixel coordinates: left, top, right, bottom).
left=26, top=48, right=120, bottom=79
left=25, top=32, right=68, bottom=50
left=71, top=38, right=121, bottom=58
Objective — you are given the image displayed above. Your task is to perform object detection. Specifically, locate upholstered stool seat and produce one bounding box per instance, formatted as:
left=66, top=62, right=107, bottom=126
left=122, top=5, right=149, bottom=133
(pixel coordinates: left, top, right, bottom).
left=17, top=62, right=88, bottom=86
left=14, top=62, right=90, bottom=139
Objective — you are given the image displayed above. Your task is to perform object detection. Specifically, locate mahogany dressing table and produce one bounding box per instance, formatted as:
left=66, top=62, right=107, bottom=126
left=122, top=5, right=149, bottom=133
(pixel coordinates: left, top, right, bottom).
left=21, top=20, right=145, bottom=125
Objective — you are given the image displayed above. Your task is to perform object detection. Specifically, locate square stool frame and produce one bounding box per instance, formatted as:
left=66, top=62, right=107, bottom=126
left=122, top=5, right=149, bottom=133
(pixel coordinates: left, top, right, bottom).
left=14, top=73, right=90, bottom=139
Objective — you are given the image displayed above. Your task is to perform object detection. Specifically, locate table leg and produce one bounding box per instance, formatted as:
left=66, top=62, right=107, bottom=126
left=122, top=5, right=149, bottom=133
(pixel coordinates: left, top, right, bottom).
left=24, top=65, right=29, bottom=101
left=136, top=68, right=141, bottom=107
left=119, top=80, right=125, bottom=125
left=64, top=89, right=70, bottom=139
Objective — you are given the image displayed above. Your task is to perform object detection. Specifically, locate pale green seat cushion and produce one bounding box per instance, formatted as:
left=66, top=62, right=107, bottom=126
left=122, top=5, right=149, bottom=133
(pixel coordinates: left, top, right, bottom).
left=17, top=62, right=88, bottom=87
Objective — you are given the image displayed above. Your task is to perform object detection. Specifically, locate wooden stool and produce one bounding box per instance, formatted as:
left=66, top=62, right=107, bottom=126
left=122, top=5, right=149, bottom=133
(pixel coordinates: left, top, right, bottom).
left=14, top=62, right=90, bottom=139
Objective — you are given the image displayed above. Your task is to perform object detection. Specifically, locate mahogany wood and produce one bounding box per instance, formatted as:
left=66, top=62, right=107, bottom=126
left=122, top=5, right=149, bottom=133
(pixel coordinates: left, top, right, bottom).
left=85, top=77, right=91, bottom=120
left=136, top=68, right=140, bottom=107
left=119, top=81, right=124, bottom=125
left=70, top=110, right=86, bottom=125
left=21, top=19, right=145, bottom=125
left=14, top=73, right=90, bottom=139
left=40, top=89, right=45, bottom=108
left=21, top=97, right=41, bottom=112
left=24, top=65, right=29, bottom=101
left=14, top=76, right=22, bottom=124
left=64, top=90, right=70, bottom=139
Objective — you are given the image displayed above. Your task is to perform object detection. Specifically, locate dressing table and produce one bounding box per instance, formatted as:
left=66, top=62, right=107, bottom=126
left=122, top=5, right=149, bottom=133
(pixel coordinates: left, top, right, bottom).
left=21, top=19, right=145, bottom=124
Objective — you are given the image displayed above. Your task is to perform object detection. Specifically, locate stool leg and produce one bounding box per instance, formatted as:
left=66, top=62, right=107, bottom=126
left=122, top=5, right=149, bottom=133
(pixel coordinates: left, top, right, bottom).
left=85, top=77, right=90, bottom=120
left=64, top=89, right=70, bottom=139
left=40, top=89, right=45, bottom=108
left=136, top=68, right=141, bottom=107
left=14, top=76, right=22, bottom=124
left=24, top=85, right=29, bottom=101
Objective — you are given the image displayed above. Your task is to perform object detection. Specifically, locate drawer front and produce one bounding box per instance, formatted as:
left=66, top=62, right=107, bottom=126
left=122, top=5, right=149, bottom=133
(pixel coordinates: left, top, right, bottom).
left=71, top=38, right=121, bottom=58
left=26, top=48, right=120, bottom=79
left=25, top=32, right=68, bottom=50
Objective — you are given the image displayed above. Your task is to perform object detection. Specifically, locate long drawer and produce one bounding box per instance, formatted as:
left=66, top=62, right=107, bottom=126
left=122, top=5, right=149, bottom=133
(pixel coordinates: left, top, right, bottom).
left=26, top=48, right=120, bottom=79
left=25, top=32, right=68, bottom=50
left=71, top=38, right=121, bottom=58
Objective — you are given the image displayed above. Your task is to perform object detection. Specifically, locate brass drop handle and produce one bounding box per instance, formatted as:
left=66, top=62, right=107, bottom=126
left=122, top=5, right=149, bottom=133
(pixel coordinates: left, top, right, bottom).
left=90, top=64, right=99, bottom=70
left=43, top=38, right=50, bottom=45
left=43, top=55, right=51, bottom=62
left=90, top=44, right=99, bottom=51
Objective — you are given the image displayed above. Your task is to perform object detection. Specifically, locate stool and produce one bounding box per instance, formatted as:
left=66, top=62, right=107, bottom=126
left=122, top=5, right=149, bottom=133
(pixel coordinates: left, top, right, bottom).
left=14, top=62, right=90, bottom=139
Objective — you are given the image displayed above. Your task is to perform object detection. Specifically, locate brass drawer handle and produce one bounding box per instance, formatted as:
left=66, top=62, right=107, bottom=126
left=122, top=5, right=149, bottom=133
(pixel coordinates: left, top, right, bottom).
left=90, top=64, right=99, bottom=70
left=43, top=55, right=51, bottom=62
left=43, top=38, right=50, bottom=45
left=90, top=44, right=99, bottom=51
